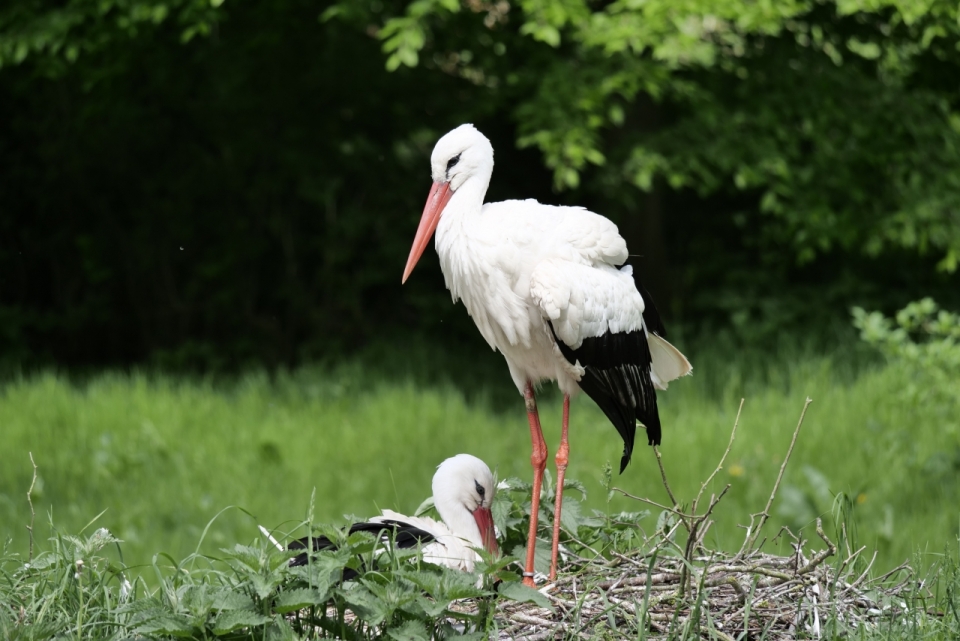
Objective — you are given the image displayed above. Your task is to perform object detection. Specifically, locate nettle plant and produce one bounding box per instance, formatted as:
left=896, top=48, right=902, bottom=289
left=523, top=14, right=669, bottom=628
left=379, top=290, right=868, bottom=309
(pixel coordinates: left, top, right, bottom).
left=2, top=473, right=647, bottom=640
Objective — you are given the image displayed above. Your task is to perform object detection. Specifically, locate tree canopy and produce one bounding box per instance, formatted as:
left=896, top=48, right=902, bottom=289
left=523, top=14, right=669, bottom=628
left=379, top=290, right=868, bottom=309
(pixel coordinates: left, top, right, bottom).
left=1, top=0, right=958, bottom=369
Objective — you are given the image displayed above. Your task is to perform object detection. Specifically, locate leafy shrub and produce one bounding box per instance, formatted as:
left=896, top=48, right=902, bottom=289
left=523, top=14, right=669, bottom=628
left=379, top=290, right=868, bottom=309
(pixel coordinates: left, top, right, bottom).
left=852, top=297, right=960, bottom=407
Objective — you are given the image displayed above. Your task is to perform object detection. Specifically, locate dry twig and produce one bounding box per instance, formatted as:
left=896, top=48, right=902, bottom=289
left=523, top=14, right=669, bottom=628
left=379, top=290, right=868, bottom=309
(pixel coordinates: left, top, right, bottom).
left=741, top=397, right=813, bottom=555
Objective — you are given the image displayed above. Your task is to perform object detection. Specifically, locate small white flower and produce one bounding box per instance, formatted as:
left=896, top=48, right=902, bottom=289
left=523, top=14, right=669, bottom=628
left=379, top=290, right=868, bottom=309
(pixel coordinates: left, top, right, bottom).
left=120, top=578, right=132, bottom=600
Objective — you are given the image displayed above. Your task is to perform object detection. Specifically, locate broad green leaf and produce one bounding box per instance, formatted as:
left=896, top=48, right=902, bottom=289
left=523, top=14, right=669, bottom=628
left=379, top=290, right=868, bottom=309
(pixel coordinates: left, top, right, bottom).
left=273, top=588, right=329, bottom=613
left=135, top=614, right=196, bottom=637
left=387, top=619, right=430, bottom=641
left=211, top=589, right=255, bottom=611
left=342, top=584, right=391, bottom=626
left=212, top=609, right=272, bottom=635
left=497, top=581, right=554, bottom=610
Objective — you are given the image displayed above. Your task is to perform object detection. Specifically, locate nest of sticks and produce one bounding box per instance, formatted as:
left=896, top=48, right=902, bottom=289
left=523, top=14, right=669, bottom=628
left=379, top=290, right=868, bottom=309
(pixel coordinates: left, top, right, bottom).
left=493, top=398, right=922, bottom=639
left=495, top=528, right=917, bottom=639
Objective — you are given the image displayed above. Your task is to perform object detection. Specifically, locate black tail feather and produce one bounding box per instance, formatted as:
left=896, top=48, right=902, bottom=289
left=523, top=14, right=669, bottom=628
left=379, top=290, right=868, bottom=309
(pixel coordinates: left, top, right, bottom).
left=574, top=370, right=636, bottom=473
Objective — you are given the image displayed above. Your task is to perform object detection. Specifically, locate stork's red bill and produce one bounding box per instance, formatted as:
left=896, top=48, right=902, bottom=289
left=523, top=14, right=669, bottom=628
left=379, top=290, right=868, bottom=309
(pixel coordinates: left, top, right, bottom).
left=402, top=124, right=692, bottom=586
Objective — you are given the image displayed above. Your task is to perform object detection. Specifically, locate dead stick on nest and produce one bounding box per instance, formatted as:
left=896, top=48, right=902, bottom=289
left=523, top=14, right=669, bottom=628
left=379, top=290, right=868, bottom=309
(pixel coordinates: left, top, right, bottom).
left=678, top=485, right=732, bottom=597
left=839, top=550, right=878, bottom=598
left=836, top=544, right=867, bottom=580
left=653, top=446, right=682, bottom=517
left=609, top=489, right=687, bottom=519
left=742, top=397, right=813, bottom=554
left=796, top=519, right=836, bottom=576
left=705, top=564, right=794, bottom=581
left=616, top=400, right=743, bottom=539
left=693, top=398, right=744, bottom=516
left=865, top=560, right=912, bottom=587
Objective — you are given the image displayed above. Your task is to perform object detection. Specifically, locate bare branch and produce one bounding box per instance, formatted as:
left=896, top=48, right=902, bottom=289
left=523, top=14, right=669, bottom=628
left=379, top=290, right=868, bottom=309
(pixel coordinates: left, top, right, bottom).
left=609, top=487, right=684, bottom=517
left=693, top=398, right=744, bottom=515
left=745, top=397, right=813, bottom=552
left=653, top=445, right=680, bottom=513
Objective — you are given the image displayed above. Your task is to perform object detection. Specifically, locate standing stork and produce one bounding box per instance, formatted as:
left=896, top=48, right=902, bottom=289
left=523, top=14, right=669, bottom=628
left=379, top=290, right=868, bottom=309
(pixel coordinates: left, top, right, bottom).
left=401, top=124, right=692, bottom=586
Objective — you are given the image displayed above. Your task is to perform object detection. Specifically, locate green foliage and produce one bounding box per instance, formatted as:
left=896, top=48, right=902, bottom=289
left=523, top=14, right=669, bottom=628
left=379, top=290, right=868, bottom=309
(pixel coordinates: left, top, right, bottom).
left=1, top=520, right=508, bottom=638
left=363, top=0, right=960, bottom=267
left=2, top=344, right=960, bottom=578
left=2, top=0, right=959, bottom=368
left=0, top=0, right=224, bottom=73
left=853, top=297, right=960, bottom=382
left=0, top=527, right=131, bottom=639
left=852, top=298, right=960, bottom=478
left=4, top=458, right=960, bottom=638
left=0, top=465, right=670, bottom=638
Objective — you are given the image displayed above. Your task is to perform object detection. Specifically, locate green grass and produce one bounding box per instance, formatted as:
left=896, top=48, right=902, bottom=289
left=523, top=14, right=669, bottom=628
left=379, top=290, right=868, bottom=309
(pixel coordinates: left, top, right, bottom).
left=3, top=457, right=959, bottom=640
left=1, top=348, right=958, bottom=576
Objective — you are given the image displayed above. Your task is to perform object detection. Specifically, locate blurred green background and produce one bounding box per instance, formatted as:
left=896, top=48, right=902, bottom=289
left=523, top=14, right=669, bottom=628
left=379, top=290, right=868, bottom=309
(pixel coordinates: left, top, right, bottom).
left=1, top=0, right=959, bottom=573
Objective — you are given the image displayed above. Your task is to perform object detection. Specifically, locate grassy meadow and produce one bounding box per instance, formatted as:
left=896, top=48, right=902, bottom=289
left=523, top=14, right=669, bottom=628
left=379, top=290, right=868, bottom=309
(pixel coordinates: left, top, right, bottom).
left=1, top=343, right=958, bottom=576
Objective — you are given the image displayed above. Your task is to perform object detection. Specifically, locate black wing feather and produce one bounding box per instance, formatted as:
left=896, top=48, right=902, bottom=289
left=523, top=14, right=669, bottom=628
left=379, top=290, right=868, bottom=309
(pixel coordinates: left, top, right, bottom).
left=288, top=520, right=437, bottom=576
left=550, top=326, right=662, bottom=474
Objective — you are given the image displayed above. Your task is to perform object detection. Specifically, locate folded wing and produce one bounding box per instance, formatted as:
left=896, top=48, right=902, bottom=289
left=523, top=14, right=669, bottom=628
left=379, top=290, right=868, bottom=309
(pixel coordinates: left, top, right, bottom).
left=531, top=259, right=690, bottom=472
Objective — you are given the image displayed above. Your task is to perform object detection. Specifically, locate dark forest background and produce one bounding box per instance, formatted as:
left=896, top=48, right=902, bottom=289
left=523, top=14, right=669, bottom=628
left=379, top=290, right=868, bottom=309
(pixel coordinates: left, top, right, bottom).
left=2, top=0, right=959, bottom=373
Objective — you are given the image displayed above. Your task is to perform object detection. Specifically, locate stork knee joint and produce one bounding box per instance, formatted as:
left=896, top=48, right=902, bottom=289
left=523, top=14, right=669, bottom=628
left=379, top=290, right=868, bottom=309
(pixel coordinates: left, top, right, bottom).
left=531, top=448, right=548, bottom=470
left=555, top=447, right=569, bottom=470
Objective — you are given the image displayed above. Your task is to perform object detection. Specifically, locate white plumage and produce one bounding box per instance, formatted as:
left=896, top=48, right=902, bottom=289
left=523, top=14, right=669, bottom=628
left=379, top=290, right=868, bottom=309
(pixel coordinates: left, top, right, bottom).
left=289, top=454, right=497, bottom=573
left=402, top=124, right=692, bottom=584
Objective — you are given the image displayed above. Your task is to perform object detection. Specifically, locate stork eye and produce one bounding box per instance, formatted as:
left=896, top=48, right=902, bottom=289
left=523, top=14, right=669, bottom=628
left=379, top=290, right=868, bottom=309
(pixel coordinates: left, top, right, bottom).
left=474, top=480, right=485, bottom=497
left=446, top=153, right=462, bottom=172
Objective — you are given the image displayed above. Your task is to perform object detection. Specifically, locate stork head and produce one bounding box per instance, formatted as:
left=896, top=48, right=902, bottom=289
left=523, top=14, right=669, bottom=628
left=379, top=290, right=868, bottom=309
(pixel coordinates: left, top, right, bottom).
left=402, top=124, right=494, bottom=283
left=428, top=124, right=494, bottom=190
left=432, top=453, right=499, bottom=557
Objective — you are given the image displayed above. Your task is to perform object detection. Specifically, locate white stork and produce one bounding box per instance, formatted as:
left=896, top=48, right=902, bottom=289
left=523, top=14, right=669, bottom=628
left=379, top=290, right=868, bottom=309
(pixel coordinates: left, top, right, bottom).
left=289, top=453, right=498, bottom=574
left=401, top=124, right=692, bottom=586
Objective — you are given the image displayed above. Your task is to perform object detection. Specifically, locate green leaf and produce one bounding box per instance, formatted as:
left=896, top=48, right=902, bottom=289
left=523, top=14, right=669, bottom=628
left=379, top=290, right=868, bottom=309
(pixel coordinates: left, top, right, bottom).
left=387, top=620, right=430, bottom=641
left=558, top=496, right=584, bottom=533
left=414, top=594, right=449, bottom=617
left=289, top=548, right=350, bottom=591
left=404, top=568, right=485, bottom=600
left=510, top=542, right=552, bottom=576
left=497, top=581, right=554, bottom=610
left=250, top=572, right=283, bottom=600
left=342, top=585, right=391, bottom=626
left=521, top=22, right=561, bottom=47
left=134, top=614, right=196, bottom=637
left=273, top=588, right=329, bottom=614
left=211, top=589, right=255, bottom=611
left=212, top=610, right=272, bottom=635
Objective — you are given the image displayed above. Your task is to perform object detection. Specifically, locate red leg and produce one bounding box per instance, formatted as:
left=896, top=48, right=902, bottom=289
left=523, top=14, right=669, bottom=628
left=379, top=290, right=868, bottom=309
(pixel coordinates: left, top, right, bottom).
left=523, top=382, right=548, bottom=587
left=549, top=395, right=570, bottom=581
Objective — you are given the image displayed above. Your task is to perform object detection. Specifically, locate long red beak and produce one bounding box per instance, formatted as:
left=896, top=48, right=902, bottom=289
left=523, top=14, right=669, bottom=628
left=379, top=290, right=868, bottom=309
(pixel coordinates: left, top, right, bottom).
left=472, top=506, right=499, bottom=556
left=402, top=181, right=453, bottom=284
